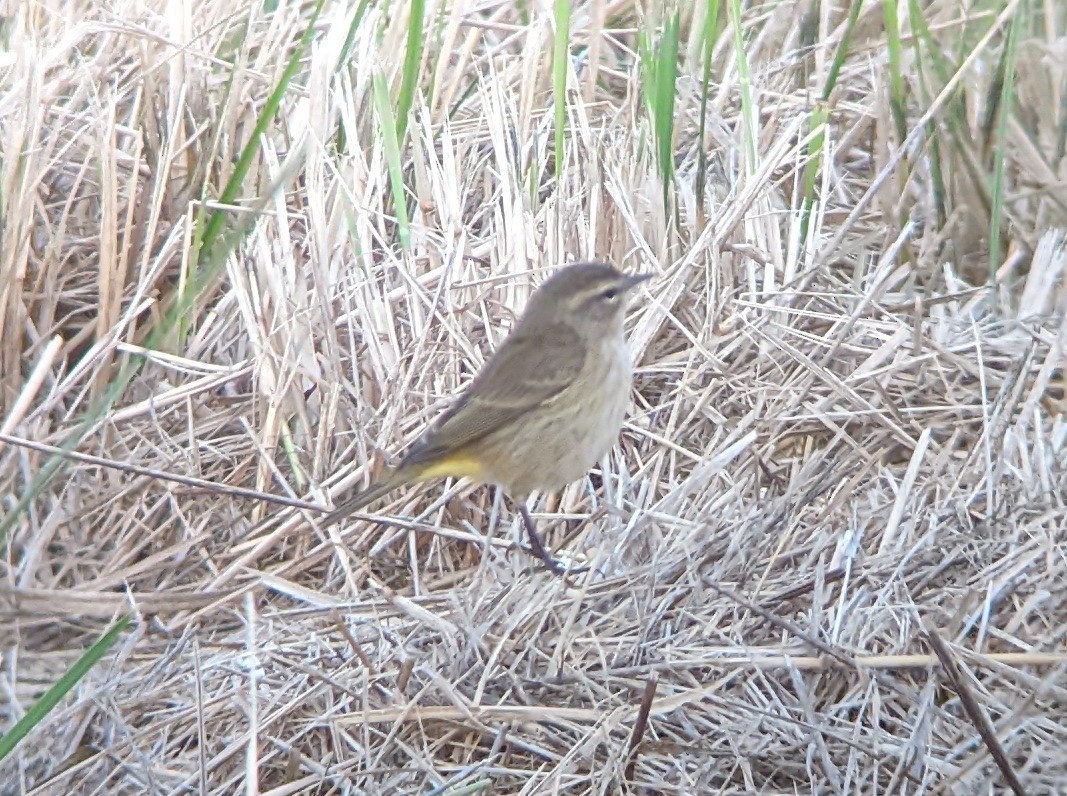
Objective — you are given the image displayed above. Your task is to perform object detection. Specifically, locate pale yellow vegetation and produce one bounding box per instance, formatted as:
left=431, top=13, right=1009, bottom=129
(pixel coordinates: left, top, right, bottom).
left=2, top=0, right=1067, bottom=792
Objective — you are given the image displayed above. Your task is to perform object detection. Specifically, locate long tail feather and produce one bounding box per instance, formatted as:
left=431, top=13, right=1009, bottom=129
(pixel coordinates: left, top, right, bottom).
left=322, top=469, right=412, bottom=527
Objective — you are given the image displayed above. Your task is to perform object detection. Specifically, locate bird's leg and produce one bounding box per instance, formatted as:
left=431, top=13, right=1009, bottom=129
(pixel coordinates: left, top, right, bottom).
left=516, top=502, right=589, bottom=577
left=517, top=503, right=562, bottom=573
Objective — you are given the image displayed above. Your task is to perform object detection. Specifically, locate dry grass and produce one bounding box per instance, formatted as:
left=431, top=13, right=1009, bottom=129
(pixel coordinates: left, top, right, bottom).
left=3, top=0, right=1067, bottom=793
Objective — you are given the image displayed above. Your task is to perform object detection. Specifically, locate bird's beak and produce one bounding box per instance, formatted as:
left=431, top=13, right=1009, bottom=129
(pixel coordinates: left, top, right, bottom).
left=624, top=272, right=653, bottom=291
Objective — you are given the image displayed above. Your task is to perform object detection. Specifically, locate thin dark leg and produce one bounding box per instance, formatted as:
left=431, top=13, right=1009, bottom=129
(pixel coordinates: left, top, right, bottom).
left=517, top=503, right=589, bottom=576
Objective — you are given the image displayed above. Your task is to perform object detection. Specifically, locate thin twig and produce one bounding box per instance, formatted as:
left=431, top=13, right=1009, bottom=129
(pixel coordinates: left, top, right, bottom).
left=625, top=676, right=657, bottom=781
left=924, top=627, right=1027, bottom=796
left=0, top=432, right=325, bottom=512
left=708, top=582, right=858, bottom=669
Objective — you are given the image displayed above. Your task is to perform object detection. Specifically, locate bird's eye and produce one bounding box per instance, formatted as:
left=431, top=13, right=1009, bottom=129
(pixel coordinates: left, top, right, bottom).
left=599, top=288, right=619, bottom=301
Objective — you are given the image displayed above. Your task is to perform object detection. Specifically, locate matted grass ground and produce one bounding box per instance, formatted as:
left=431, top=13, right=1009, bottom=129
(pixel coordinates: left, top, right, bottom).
left=3, top=0, right=1067, bottom=793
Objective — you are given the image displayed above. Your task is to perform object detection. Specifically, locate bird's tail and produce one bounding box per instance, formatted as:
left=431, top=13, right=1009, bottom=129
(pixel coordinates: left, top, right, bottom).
left=322, top=468, right=414, bottom=527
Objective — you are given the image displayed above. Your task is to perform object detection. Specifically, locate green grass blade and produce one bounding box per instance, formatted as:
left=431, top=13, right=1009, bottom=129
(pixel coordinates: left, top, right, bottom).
left=336, top=0, right=373, bottom=70
left=883, top=0, right=907, bottom=141
left=822, top=0, right=864, bottom=103
left=0, top=352, right=139, bottom=547
left=800, top=0, right=864, bottom=243
left=191, top=0, right=326, bottom=297
left=374, top=70, right=411, bottom=250
left=333, top=0, right=377, bottom=155
left=728, top=0, right=756, bottom=170
left=989, top=6, right=1022, bottom=285
left=800, top=103, right=829, bottom=208
left=654, top=11, right=680, bottom=210
left=906, top=0, right=947, bottom=227
left=395, top=0, right=425, bottom=144
left=0, top=616, right=131, bottom=760
left=638, top=9, right=680, bottom=212
left=695, top=0, right=723, bottom=211
left=552, top=0, right=572, bottom=178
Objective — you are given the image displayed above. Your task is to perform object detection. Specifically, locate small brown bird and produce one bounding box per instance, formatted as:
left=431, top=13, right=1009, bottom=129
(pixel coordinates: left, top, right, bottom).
left=324, top=262, right=651, bottom=573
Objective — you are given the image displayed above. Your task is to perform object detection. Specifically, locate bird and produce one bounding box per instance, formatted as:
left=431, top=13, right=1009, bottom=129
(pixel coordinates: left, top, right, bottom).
left=323, top=261, right=651, bottom=574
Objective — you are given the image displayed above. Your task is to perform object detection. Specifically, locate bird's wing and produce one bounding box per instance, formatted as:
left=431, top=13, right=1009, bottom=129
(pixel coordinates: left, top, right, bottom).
left=399, top=322, right=586, bottom=469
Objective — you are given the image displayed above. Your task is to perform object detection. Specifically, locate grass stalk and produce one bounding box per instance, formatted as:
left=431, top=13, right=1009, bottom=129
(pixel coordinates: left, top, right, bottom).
left=695, top=0, right=723, bottom=215
left=0, top=616, right=131, bottom=760
left=989, top=4, right=1022, bottom=284
left=552, top=0, right=573, bottom=179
